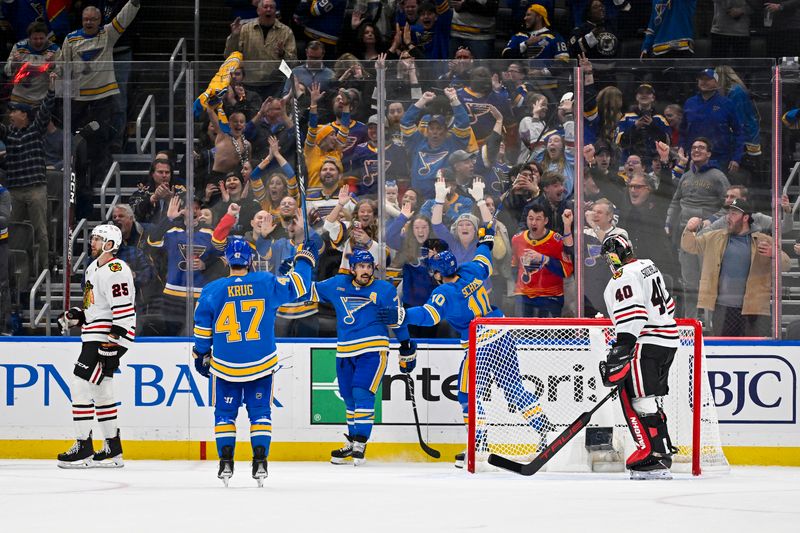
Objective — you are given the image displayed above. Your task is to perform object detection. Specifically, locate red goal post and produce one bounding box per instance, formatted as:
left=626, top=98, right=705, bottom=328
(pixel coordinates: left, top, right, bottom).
left=467, top=318, right=728, bottom=475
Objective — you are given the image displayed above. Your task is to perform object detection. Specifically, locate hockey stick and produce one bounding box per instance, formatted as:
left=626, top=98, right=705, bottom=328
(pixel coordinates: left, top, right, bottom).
left=405, top=374, right=441, bottom=459
left=488, top=387, right=618, bottom=475
left=290, top=73, right=310, bottom=243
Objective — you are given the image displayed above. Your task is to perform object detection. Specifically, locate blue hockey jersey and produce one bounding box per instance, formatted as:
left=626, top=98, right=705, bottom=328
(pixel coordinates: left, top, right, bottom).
left=193, top=262, right=312, bottom=382
left=311, top=275, right=410, bottom=357
left=401, top=104, right=471, bottom=198
left=642, top=0, right=696, bottom=56
left=680, top=91, right=745, bottom=167
left=456, top=87, right=514, bottom=146
left=406, top=243, right=502, bottom=347
left=147, top=225, right=221, bottom=298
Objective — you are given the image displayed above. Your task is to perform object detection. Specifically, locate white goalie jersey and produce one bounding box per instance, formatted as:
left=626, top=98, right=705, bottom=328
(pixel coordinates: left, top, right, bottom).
left=603, top=258, right=679, bottom=349
left=80, top=257, right=136, bottom=349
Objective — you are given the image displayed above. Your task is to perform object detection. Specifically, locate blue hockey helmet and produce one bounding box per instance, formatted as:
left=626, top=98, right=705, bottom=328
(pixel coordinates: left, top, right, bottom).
left=349, top=248, right=375, bottom=268
left=225, top=237, right=253, bottom=267
left=428, top=249, right=458, bottom=277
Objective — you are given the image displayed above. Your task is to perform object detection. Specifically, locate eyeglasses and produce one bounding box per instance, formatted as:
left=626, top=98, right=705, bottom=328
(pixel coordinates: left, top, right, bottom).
left=627, top=184, right=649, bottom=190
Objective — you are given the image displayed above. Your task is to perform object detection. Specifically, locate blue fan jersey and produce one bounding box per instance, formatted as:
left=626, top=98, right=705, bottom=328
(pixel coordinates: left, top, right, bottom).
left=193, top=263, right=312, bottom=382
left=311, top=275, right=410, bottom=357
left=406, top=244, right=502, bottom=348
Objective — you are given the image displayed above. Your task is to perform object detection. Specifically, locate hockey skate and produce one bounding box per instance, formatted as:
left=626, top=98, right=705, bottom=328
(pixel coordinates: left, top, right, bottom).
left=454, top=450, right=466, bottom=469
left=252, top=446, right=268, bottom=487
left=330, top=434, right=354, bottom=465
left=57, top=433, right=94, bottom=469
left=93, top=429, right=124, bottom=468
left=218, top=446, right=234, bottom=487
left=351, top=435, right=368, bottom=466
left=630, top=456, right=673, bottom=480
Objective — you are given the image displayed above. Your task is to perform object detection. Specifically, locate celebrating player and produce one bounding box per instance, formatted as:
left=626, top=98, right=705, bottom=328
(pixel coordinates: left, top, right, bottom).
left=598, top=234, right=679, bottom=480
left=310, top=249, right=415, bottom=466
left=377, top=223, right=555, bottom=468
left=57, top=225, right=136, bottom=469
left=192, top=237, right=316, bottom=487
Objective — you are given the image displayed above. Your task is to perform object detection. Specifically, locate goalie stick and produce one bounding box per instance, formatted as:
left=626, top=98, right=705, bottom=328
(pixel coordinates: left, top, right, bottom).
left=487, top=387, right=618, bottom=475
left=405, top=375, right=441, bottom=459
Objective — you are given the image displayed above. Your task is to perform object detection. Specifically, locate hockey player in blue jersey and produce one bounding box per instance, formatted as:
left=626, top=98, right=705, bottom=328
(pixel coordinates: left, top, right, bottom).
left=192, top=237, right=317, bottom=486
left=378, top=223, right=554, bottom=468
left=310, top=249, right=416, bottom=466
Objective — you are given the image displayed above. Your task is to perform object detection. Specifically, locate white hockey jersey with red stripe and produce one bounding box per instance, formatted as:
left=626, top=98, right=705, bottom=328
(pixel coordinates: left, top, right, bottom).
left=603, top=258, right=679, bottom=349
left=80, top=256, right=136, bottom=348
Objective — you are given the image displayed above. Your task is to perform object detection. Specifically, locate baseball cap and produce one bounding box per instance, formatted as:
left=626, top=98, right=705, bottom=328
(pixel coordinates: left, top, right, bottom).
left=560, top=91, right=574, bottom=103
left=594, top=140, right=612, bottom=155
left=448, top=149, right=476, bottom=165
left=726, top=198, right=751, bottom=214
left=527, top=4, right=550, bottom=27
left=697, top=68, right=719, bottom=82
left=636, top=83, right=655, bottom=94
left=8, top=101, right=33, bottom=113
left=427, top=114, right=447, bottom=127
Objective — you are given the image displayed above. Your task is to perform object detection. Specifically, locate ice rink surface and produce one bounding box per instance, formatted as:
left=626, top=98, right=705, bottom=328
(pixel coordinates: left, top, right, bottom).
left=1, top=461, right=798, bottom=532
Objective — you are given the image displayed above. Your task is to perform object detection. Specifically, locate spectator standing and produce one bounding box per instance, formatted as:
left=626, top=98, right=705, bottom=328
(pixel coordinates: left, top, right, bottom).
left=710, top=0, right=758, bottom=59
left=110, top=203, right=158, bottom=312
left=615, top=83, right=670, bottom=167
left=583, top=142, right=626, bottom=208
left=1, top=72, right=55, bottom=273
left=400, top=88, right=471, bottom=198
left=581, top=198, right=627, bottom=315
left=448, top=0, right=498, bottom=59
left=681, top=198, right=790, bottom=336
left=245, top=96, right=296, bottom=163
left=763, top=1, right=800, bottom=60
left=568, top=0, right=620, bottom=59
left=410, top=0, right=453, bottom=62
left=522, top=171, right=571, bottom=235
left=60, top=0, right=140, bottom=147
left=4, top=21, right=59, bottom=106
left=225, top=0, right=297, bottom=96
left=716, top=65, right=762, bottom=164
left=293, top=0, right=347, bottom=57
left=665, top=138, right=731, bottom=318
left=680, top=69, right=745, bottom=175
left=641, top=0, right=696, bottom=58
left=282, top=41, right=336, bottom=96
left=511, top=204, right=574, bottom=317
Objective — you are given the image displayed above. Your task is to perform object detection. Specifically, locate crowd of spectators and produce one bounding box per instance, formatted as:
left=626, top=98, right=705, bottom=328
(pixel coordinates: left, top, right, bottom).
left=1, top=0, right=800, bottom=337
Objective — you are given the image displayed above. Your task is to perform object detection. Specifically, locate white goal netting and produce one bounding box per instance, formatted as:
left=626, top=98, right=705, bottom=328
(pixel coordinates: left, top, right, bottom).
left=467, top=318, right=729, bottom=475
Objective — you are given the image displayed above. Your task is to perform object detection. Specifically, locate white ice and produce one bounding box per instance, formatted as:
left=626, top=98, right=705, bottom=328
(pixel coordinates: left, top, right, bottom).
left=1, top=461, right=798, bottom=532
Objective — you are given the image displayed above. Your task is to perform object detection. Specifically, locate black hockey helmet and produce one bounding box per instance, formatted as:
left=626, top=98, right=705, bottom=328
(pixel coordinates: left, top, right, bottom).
left=601, top=234, right=635, bottom=274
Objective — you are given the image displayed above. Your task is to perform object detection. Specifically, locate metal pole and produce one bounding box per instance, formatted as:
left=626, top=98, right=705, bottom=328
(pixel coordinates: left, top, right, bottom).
left=194, top=0, right=200, bottom=63
left=773, top=64, right=782, bottom=339
left=376, top=60, right=386, bottom=280
left=185, top=67, right=196, bottom=334
left=573, top=63, right=584, bottom=318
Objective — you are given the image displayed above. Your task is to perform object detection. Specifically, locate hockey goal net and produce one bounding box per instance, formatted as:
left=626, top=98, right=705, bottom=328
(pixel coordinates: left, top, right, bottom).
left=467, top=318, right=729, bottom=475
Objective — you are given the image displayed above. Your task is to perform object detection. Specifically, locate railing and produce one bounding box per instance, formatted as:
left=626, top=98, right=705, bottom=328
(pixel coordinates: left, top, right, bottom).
left=169, top=38, right=187, bottom=150
left=100, top=161, right=121, bottom=222
left=784, top=162, right=800, bottom=217
left=135, top=94, right=156, bottom=157
left=29, top=269, right=52, bottom=336
left=70, top=218, right=89, bottom=275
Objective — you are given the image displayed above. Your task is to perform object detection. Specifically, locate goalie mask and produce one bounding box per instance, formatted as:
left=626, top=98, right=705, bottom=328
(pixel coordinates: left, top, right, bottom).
left=601, top=234, right=635, bottom=274
left=91, top=224, right=123, bottom=254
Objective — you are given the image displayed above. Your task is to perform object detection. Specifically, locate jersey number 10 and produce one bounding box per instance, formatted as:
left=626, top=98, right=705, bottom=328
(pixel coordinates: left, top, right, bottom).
left=467, top=286, right=492, bottom=318
left=215, top=300, right=266, bottom=342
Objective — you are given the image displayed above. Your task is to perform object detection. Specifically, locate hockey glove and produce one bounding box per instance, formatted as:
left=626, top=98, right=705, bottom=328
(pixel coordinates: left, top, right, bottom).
left=294, top=240, right=318, bottom=268
left=58, top=307, right=86, bottom=330
left=192, top=348, right=211, bottom=379
left=98, top=342, right=120, bottom=358
left=377, top=306, right=405, bottom=326
left=599, top=342, right=636, bottom=387
left=207, top=87, right=228, bottom=107
left=278, top=258, right=294, bottom=275
left=398, top=340, right=417, bottom=374
left=477, top=222, right=495, bottom=250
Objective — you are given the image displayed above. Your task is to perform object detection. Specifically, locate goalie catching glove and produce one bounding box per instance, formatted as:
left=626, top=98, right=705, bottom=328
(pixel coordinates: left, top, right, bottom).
left=58, top=307, right=86, bottom=330
left=377, top=306, right=405, bottom=326
left=193, top=348, right=211, bottom=378
left=398, top=340, right=417, bottom=374
left=477, top=222, right=495, bottom=250
left=598, top=334, right=637, bottom=387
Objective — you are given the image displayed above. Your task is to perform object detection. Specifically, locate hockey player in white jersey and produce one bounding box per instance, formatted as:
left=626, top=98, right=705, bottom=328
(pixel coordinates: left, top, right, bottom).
left=57, top=224, right=136, bottom=468
left=598, top=234, right=678, bottom=480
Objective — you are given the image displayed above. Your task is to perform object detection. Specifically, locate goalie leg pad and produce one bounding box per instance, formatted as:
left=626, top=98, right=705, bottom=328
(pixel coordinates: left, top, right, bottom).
left=619, top=387, right=673, bottom=469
